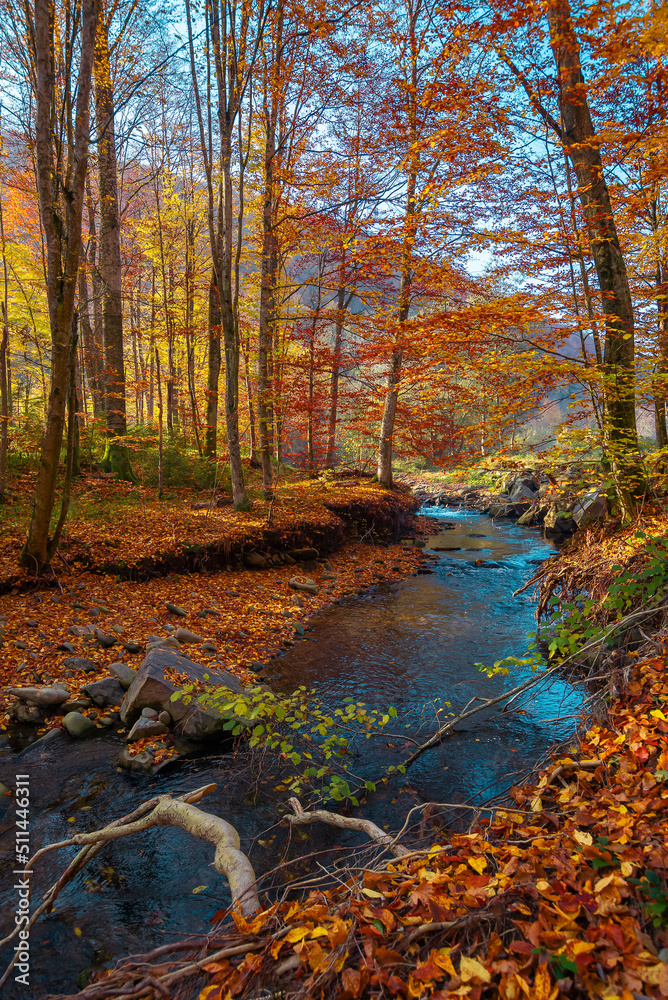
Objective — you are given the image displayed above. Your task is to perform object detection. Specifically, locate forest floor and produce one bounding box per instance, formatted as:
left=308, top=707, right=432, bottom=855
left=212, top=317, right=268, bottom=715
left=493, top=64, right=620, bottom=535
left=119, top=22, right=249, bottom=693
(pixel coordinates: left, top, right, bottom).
left=3, top=471, right=668, bottom=999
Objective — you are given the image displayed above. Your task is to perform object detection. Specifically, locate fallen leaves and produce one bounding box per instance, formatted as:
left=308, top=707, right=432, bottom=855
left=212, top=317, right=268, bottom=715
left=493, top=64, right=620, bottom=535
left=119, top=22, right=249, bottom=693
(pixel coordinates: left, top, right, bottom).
left=192, top=651, right=668, bottom=1000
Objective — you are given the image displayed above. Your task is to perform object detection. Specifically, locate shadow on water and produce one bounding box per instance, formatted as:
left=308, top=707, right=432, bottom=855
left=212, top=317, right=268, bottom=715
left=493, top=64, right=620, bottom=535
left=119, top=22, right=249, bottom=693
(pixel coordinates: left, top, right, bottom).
left=0, top=506, right=582, bottom=996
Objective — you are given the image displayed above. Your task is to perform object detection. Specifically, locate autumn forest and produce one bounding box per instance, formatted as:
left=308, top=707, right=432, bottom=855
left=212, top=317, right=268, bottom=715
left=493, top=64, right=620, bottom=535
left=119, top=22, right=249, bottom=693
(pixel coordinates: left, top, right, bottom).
left=1, top=0, right=668, bottom=998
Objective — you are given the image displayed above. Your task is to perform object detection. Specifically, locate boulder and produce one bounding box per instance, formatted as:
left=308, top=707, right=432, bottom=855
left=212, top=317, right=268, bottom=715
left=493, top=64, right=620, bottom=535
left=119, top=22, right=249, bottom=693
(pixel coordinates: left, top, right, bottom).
left=289, top=547, right=319, bottom=562
left=11, top=703, right=50, bottom=724
left=126, top=717, right=169, bottom=742
left=245, top=552, right=267, bottom=569
left=120, top=646, right=243, bottom=724
left=544, top=505, right=577, bottom=535
left=509, top=482, right=537, bottom=503
left=174, top=628, right=204, bottom=644
left=108, top=662, right=137, bottom=690
left=572, top=489, right=608, bottom=528
left=83, top=677, right=125, bottom=708
left=289, top=575, right=318, bottom=595
left=63, top=712, right=97, bottom=737
left=487, top=502, right=515, bottom=518
left=6, top=686, right=70, bottom=707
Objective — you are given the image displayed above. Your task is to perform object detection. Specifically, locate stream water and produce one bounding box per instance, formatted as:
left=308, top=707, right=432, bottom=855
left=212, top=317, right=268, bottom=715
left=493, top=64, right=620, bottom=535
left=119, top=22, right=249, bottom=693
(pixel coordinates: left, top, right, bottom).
left=0, top=507, right=583, bottom=997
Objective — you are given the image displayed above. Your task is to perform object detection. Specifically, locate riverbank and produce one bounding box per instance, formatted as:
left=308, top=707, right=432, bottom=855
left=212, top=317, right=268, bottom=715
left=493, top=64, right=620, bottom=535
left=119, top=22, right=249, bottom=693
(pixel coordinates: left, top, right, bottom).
left=173, top=643, right=667, bottom=1000
left=0, top=479, right=422, bottom=755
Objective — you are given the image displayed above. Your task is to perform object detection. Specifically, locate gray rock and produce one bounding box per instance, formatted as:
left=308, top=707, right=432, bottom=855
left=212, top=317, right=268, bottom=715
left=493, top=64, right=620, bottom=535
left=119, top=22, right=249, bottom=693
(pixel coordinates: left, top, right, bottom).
left=126, top=717, right=169, bottom=742
left=291, top=595, right=304, bottom=607
left=544, top=505, right=577, bottom=535
left=123, top=642, right=142, bottom=654
left=94, top=629, right=118, bottom=649
left=142, top=707, right=159, bottom=718
left=61, top=698, right=92, bottom=713
left=165, top=603, right=188, bottom=617
left=98, top=716, right=115, bottom=727
left=82, top=677, right=124, bottom=708
left=572, top=489, right=608, bottom=528
left=6, top=685, right=70, bottom=707
left=120, top=646, right=243, bottom=724
left=110, top=625, right=124, bottom=634
left=321, top=572, right=337, bottom=580
left=15, top=727, right=64, bottom=758
left=158, top=710, right=171, bottom=726
left=289, top=576, right=318, bottom=596
left=245, top=552, right=267, bottom=569
left=108, top=662, right=137, bottom=690
left=11, top=702, right=49, bottom=724
left=57, top=642, right=75, bottom=653
left=62, top=656, right=98, bottom=673
left=116, top=745, right=155, bottom=773
left=146, top=635, right=182, bottom=652
left=63, top=712, right=97, bottom=737
left=201, top=641, right=217, bottom=653
left=289, top=547, right=319, bottom=561
left=69, top=626, right=90, bottom=637
left=174, top=628, right=204, bottom=644
left=509, top=479, right=537, bottom=501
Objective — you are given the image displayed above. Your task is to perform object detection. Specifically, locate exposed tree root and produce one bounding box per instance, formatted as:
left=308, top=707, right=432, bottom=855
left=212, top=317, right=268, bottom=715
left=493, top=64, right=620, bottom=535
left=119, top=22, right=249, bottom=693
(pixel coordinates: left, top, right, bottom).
left=285, top=796, right=411, bottom=857
left=0, top=783, right=259, bottom=990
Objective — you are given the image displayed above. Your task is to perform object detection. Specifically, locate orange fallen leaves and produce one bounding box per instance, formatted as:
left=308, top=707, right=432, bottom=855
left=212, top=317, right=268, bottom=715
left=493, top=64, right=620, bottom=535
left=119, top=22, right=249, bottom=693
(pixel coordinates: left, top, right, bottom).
left=193, top=653, right=668, bottom=1000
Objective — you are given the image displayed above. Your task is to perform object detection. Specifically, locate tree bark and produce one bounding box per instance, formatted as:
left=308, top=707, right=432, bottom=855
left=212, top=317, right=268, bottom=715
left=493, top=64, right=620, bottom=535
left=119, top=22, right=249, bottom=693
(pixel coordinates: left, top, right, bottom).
left=546, top=0, right=645, bottom=505
left=22, top=0, right=100, bottom=571
left=94, top=15, right=127, bottom=437
left=205, top=268, right=221, bottom=457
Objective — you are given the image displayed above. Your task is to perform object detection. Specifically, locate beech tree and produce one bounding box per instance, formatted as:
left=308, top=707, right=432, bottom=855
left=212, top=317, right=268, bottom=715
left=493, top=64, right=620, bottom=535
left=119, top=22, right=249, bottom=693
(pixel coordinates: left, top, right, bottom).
left=20, top=0, right=100, bottom=570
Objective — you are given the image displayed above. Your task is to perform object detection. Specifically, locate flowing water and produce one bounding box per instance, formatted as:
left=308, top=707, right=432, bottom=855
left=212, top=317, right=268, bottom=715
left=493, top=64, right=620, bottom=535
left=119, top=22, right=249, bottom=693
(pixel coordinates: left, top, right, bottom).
left=0, top=506, right=582, bottom=997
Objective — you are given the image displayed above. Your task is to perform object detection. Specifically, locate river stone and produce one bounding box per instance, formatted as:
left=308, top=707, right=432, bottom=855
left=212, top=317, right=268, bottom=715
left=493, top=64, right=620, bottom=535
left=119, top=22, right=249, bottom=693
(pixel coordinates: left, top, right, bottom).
left=6, top=685, right=70, bottom=707
left=509, top=480, right=537, bottom=502
left=57, top=642, right=76, bottom=653
left=11, top=702, right=49, bottom=724
left=289, top=547, right=319, bottom=561
left=291, top=595, right=304, bottom=607
left=165, top=602, right=188, bottom=617
left=123, top=642, right=142, bottom=654
left=63, top=712, right=97, bottom=737
left=245, top=552, right=267, bottom=569
left=15, top=727, right=64, bottom=758
left=83, top=677, right=125, bottom=708
left=116, top=745, right=155, bottom=773
left=61, top=698, right=92, bottom=713
left=544, top=505, right=577, bottom=535
left=201, top=641, right=217, bottom=653
left=174, top=628, right=204, bottom=644
left=142, top=706, right=159, bottom=718
left=289, top=576, right=318, bottom=595
left=126, top=717, right=169, bottom=742
left=110, top=625, right=124, bottom=634
left=572, top=489, right=608, bottom=528
left=158, top=710, right=171, bottom=725
left=146, top=635, right=182, bottom=652
left=108, top=662, right=137, bottom=690
left=120, top=647, right=243, bottom=725
left=321, top=571, right=336, bottom=580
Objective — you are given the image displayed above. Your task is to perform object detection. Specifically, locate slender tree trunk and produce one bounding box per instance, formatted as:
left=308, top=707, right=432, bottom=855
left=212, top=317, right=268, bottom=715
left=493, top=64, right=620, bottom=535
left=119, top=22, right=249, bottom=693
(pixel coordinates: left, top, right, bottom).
left=205, top=269, right=221, bottom=457
left=94, top=15, right=126, bottom=437
left=326, top=280, right=348, bottom=468
left=0, top=184, right=9, bottom=499
left=155, top=347, right=164, bottom=498
left=547, top=0, right=644, bottom=506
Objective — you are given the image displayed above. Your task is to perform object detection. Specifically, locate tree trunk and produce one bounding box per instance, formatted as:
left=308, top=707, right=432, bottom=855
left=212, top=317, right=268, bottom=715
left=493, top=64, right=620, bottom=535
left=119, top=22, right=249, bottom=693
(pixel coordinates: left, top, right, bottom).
left=22, top=0, right=100, bottom=571
left=205, top=269, right=221, bottom=457
left=94, top=15, right=127, bottom=437
left=546, top=0, right=645, bottom=505
left=0, top=184, right=9, bottom=500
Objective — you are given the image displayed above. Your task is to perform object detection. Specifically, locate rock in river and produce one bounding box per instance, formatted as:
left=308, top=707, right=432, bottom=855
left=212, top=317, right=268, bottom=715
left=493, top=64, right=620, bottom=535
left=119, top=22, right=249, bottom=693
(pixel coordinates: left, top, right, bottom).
left=63, top=712, right=97, bottom=737
left=120, top=646, right=243, bottom=725
left=126, top=717, right=169, bottom=742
